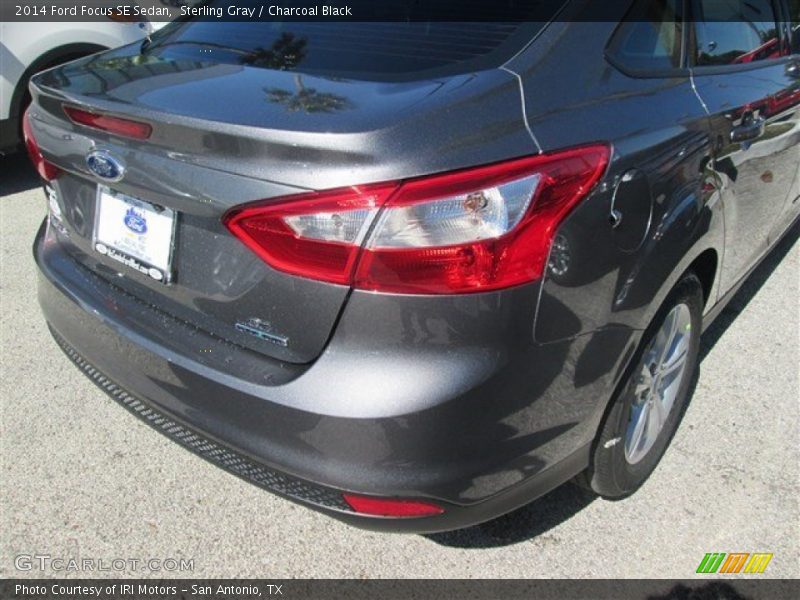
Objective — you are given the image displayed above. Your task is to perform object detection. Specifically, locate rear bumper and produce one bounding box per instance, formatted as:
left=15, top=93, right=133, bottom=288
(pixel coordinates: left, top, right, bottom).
left=35, top=219, right=612, bottom=532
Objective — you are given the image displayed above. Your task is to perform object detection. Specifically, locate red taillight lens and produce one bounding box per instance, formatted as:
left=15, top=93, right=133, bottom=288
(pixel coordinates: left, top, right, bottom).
left=224, top=144, right=609, bottom=293
left=342, top=494, right=444, bottom=518
left=224, top=184, right=399, bottom=285
left=22, top=108, right=60, bottom=181
left=63, top=105, right=152, bottom=140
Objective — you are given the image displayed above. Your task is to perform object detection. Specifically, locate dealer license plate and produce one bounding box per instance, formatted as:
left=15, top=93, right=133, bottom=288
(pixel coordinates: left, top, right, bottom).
left=93, top=185, right=176, bottom=283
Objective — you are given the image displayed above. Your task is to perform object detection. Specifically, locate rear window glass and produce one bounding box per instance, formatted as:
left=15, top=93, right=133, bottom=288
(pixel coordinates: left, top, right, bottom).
left=146, top=3, right=558, bottom=81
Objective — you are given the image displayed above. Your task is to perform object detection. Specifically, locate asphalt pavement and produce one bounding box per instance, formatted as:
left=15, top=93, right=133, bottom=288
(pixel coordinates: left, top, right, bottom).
left=1, top=153, right=798, bottom=578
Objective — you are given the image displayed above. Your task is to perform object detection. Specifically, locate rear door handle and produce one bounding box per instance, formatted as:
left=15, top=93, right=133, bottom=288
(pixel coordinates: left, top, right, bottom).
left=730, top=114, right=765, bottom=143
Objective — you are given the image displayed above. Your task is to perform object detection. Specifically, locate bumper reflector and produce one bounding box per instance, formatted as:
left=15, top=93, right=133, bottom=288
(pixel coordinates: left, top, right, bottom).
left=342, top=494, right=444, bottom=518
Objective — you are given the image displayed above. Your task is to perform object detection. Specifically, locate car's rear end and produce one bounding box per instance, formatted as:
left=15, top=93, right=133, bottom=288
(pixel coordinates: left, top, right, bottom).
left=29, top=14, right=612, bottom=531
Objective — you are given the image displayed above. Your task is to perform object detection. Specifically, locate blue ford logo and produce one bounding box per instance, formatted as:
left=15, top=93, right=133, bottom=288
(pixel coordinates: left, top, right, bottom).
left=124, top=206, right=147, bottom=234
left=86, top=150, right=125, bottom=182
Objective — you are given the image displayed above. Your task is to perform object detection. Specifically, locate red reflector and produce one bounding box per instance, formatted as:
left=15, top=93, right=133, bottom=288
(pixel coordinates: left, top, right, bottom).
left=63, top=105, right=152, bottom=140
left=22, top=108, right=60, bottom=181
left=342, top=494, right=444, bottom=518
left=223, top=144, right=609, bottom=294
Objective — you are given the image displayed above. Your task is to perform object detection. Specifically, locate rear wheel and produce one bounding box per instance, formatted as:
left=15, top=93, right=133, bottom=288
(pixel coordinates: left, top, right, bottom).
left=582, top=272, right=703, bottom=498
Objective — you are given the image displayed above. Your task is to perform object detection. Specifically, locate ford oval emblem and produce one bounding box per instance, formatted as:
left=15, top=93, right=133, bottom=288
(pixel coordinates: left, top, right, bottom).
left=124, top=206, right=147, bottom=234
left=86, top=150, right=125, bottom=182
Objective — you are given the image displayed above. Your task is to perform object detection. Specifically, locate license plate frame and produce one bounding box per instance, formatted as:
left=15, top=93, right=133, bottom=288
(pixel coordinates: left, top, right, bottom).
left=92, top=185, right=177, bottom=283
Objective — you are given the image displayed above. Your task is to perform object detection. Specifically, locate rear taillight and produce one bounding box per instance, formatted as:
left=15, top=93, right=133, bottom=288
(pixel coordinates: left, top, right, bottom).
left=224, top=144, right=609, bottom=294
left=225, top=184, right=399, bottom=286
left=342, top=494, right=444, bottom=518
left=22, top=108, right=60, bottom=181
left=63, top=105, right=152, bottom=140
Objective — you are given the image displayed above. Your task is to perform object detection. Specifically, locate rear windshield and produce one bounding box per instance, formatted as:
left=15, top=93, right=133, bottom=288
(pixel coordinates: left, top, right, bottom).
left=146, top=4, right=558, bottom=81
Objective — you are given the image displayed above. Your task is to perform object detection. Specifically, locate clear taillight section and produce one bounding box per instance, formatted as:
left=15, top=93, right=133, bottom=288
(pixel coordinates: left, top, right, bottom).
left=224, top=144, right=610, bottom=294
left=366, top=174, right=539, bottom=248
left=22, top=108, right=60, bottom=181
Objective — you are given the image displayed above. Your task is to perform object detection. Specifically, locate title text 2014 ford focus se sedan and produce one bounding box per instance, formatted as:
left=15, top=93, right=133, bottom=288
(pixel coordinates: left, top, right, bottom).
left=26, top=1, right=800, bottom=532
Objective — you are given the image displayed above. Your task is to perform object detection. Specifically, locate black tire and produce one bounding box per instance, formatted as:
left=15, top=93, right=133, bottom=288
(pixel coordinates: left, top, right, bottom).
left=580, top=271, right=703, bottom=498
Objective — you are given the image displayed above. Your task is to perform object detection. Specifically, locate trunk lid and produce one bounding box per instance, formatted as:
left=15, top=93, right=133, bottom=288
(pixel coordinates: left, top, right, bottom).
left=29, top=23, right=541, bottom=363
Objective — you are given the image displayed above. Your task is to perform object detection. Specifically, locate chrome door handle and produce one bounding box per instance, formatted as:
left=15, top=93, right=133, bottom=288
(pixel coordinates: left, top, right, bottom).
left=730, top=115, right=766, bottom=143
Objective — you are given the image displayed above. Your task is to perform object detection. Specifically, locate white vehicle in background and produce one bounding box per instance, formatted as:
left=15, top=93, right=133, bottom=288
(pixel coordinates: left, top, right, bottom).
left=1, top=21, right=153, bottom=155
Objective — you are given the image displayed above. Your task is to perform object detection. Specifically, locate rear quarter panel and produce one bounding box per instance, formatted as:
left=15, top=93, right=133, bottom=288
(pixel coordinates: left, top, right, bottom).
left=508, top=20, right=724, bottom=345
left=501, top=19, right=725, bottom=444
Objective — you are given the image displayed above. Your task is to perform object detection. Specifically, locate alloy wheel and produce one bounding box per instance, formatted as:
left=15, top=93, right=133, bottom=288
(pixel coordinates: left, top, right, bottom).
left=624, top=303, right=692, bottom=464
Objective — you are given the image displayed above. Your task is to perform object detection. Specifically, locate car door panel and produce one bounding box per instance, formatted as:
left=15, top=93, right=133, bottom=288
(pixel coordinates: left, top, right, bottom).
left=772, top=0, right=800, bottom=233
left=690, top=0, right=800, bottom=294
